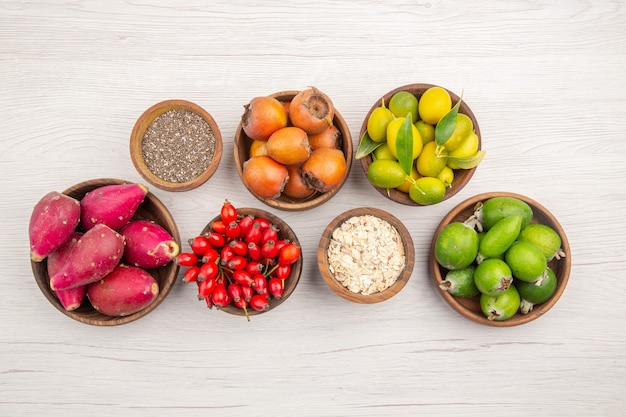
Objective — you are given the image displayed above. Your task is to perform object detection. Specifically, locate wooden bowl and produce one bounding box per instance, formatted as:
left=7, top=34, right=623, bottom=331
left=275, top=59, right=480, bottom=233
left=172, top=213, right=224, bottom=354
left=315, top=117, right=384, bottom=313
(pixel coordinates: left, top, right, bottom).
left=199, top=207, right=302, bottom=317
left=234, top=90, right=353, bottom=211
left=429, top=192, right=571, bottom=326
left=318, top=207, right=415, bottom=303
left=130, top=99, right=223, bottom=192
left=31, top=178, right=181, bottom=326
left=359, top=83, right=481, bottom=205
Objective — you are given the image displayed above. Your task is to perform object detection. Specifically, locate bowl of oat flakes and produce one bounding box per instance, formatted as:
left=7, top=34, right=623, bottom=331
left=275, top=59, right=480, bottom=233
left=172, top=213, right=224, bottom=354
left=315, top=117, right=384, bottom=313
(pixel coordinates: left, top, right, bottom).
left=317, top=207, right=415, bottom=303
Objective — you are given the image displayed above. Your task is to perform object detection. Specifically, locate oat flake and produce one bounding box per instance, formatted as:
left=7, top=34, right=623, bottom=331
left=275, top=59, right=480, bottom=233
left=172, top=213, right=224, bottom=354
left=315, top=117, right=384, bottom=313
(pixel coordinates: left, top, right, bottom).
left=327, top=214, right=406, bottom=295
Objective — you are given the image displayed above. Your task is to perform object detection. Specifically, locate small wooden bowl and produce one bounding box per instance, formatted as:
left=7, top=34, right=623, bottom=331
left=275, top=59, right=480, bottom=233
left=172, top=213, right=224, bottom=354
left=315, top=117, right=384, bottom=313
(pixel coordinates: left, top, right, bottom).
left=429, top=192, right=571, bottom=326
left=31, top=178, right=180, bottom=326
left=318, top=207, right=415, bottom=303
left=234, top=90, right=353, bottom=211
left=130, top=99, right=223, bottom=192
left=359, top=83, right=481, bottom=206
left=199, top=207, right=302, bottom=317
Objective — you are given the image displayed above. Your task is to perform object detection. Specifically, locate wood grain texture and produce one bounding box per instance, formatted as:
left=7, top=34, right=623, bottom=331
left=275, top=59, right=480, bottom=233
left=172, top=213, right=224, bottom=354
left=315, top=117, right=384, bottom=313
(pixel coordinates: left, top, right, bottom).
left=1, top=0, right=626, bottom=416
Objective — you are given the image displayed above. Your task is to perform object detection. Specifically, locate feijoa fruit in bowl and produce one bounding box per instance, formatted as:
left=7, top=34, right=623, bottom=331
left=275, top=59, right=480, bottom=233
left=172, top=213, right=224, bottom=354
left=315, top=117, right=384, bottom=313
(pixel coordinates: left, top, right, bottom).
left=357, top=83, right=485, bottom=206
left=234, top=88, right=353, bottom=211
left=429, top=192, right=571, bottom=326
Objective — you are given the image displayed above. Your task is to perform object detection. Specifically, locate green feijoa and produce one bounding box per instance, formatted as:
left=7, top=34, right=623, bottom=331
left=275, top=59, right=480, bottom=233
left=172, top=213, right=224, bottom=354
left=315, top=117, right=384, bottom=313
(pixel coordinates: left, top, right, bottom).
left=367, top=159, right=406, bottom=189
left=473, top=258, right=513, bottom=296
left=480, top=285, right=520, bottom=321
left=434, top=222, right=479, bottom=270
left=439, top=266, right=479, bottom=298
left=517, top=267, right=558, bottom=314
left=479, top=196, right=533, bottom=231
left=518, top=223, right=565, bottom=261
left=505, top=241, right=547, bottom=283
left=476, top=215, right=522, bottom=263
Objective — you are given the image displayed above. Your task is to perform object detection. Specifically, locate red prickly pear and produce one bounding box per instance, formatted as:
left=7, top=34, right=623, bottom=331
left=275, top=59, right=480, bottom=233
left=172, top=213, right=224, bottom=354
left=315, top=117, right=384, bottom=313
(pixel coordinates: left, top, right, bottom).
left=29, top=191, right=81, bottom=262
left=46, top=232, right=86, bottom=311
left=49, top=224, right=125, bottom=291
left=87, top=264, right=159, bottom=316
left=120, top=220, right=180, bottom=269
left=80, top=183, right=148, bottom=231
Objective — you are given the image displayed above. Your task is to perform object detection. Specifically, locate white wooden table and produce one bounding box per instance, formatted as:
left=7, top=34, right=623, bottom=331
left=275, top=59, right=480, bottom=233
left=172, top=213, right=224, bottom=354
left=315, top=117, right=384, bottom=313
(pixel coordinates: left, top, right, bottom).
left=2, top=1, right=625, bottom=416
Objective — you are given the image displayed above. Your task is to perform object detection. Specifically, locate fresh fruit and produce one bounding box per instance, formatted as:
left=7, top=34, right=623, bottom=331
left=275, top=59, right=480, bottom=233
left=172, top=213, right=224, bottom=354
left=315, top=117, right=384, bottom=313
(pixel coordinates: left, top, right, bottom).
left=367, top=105, right=395, bottom=142
left=49, top=224, right=125, bottom=291
left=389, top=91, right=418, bottom=121
left=447, top=131, right=480, bottom=169
left=414, top=120, right=435, bottom=145
left=249, top=140, right=269, bottom=157
left=434, top=222, right=479, bottom=270
left=120, top=220, right=180, bottom=269
left=480, top=285, right=520, bottom=321
left=518, top=223, right=565, bottom=261
left=437, top=166, right=454, bottom=188
left=408, top=177, right=446, bottom=205
left=80, top=183, right=148, bottom=231
left=373, top=143, right=395, bottom=160
left=308, top=125, right=341, bottom=150
left=242, top=155, right=289, bottom=199
left=266, top=126, right=311, bottom=165
left=418, top=86, right=452, bottom=125
left=46, top=232, right=85, bottom=311
left=301, top=148, right=347, bottom=193
left=242, top=96, right=288, bottom=141
left=283, top=164, right=315, bottom=199
left=440, top=113, right=473, bottom=152
left=505, top=241, right=548, bottom=283
left=367, top=159, right=406, bottom=189
left=416, top=141, right=447, bottom=177
left=517, top=267, right=558, bottom=314
left=439, top=266, right=479, bottom=298
left=29, top=191, right=81, bottom=262
left=288, top=87, right=334, bottom=134
left=473, top=258, right=513, bottom=296
left=87, top=264, right=159, bottom=317
left=476, top=196, right=533, bottom=231
left=396, top=165, right=420, bottom=193
left=386, top=117, right=423, bottom=160
left=476, top=215, right=522, bottom=263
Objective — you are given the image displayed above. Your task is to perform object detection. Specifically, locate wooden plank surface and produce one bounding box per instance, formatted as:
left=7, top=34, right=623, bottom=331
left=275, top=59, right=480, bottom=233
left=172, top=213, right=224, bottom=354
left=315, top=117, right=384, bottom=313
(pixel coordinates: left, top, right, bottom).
left=1, top=1, right=625, bottom=416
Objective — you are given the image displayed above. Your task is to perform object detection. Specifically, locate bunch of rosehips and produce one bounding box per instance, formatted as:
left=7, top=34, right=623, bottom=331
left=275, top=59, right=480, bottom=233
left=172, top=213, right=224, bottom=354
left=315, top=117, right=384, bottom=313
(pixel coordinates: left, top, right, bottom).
left=176, top=200, right=301, bottom=320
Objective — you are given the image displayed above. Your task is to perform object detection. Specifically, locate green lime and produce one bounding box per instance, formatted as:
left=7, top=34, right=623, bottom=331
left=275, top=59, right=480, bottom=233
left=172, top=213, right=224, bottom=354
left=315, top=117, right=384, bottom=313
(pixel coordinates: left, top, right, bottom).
left=476, top=215, right=522, bottom=263
left=389, top=91, right=418, bottom=122
left=480, top=285, right=520, bottom=321
left=409, top=177, right=446, bottom=205
left=439, top=265, right=479, bottom=298
left=473, top=258, right=513, bottom=296
left=367, top=159, right=406, bottom=189
left=434, top=222, right=479, bottom=270
left=367, top=106, right=395, bottom=143
left=415, top=120, right=435, bottom=145
left=517, top=267, right=558, bottom=314
left=505, top=241, right=547, bottom=283
left=518, top=223, right=564, bottom=261
left=373, top=143, right=395, bottom=161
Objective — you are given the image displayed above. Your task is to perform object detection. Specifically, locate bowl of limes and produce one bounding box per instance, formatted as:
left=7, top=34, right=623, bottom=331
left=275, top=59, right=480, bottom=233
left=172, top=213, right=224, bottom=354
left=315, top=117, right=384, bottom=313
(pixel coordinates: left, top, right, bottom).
left=429, top=192, right=571, bottom=326
left=357, top=83, right=484, bottom=206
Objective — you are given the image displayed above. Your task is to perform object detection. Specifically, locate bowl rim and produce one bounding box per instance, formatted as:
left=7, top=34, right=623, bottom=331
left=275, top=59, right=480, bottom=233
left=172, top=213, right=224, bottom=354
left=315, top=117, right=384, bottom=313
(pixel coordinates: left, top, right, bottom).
left=317, top=207, right=415, bottom=304
left=358, top=83, right=481, bottom=206
left=130, top=99, right=223, bottom=192
left=31, top=178, right=181, bottom=326
left=199, top=207, right=303, bottom=316
left=429, top=191, right=571, bottom=327
left=233, top=90, right=353, bottom=211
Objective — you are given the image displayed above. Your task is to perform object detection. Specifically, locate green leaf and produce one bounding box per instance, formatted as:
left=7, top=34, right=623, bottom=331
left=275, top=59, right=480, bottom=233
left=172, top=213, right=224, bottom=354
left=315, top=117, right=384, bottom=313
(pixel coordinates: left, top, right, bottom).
left=355, top=131, right=382, bottom=159
left=396, top=113, right=414, bottom=176
left=447, top=150, right=486, bottom=169
left=435, top=93, right=463, bottom=146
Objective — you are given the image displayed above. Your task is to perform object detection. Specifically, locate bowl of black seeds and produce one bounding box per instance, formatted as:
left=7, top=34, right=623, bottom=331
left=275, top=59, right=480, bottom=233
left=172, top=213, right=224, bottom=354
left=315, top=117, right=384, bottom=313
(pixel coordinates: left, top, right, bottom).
left=130, top=99, right=223, bottom=192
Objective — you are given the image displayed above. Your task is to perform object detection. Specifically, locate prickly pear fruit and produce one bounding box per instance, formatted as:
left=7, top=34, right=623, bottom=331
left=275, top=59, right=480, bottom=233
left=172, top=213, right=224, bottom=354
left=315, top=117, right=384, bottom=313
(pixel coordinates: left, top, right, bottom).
left=80, top=183, right=148, bottom=231
left=87, top=264, right=159, bottom=316
left=29, top=191, right=81, bottom=262
left=46, top=232, right=86, bottom=311
left=120, top=220, right=180, bottom=269
left=49, top=224, right=125, bottom=291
